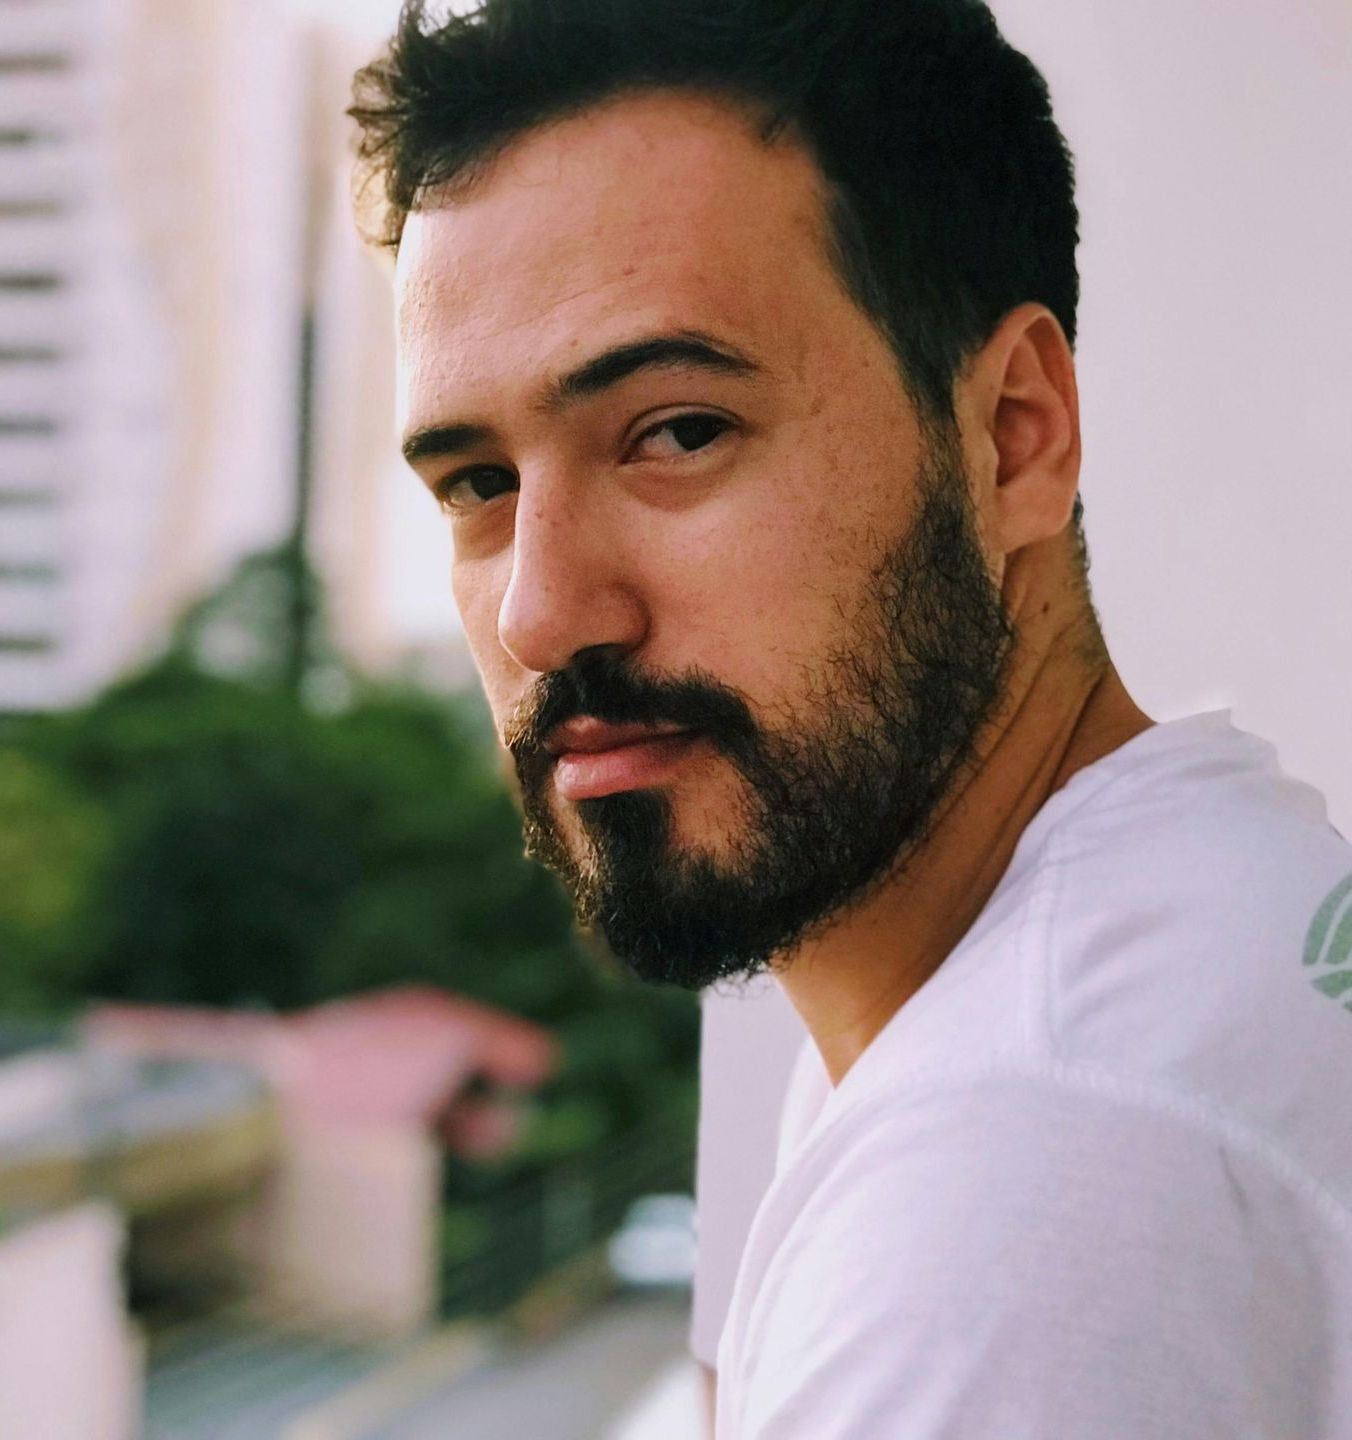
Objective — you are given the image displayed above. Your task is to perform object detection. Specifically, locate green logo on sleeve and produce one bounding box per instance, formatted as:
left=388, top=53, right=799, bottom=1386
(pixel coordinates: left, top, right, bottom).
left=1304, top=872, right=1352, bottom=1009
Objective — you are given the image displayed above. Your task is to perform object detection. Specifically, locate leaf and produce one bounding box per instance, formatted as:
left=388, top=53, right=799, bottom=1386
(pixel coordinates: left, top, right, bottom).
left=1312, top=970, right=1352, bottom=1000
left=1303, top=872, right=1352, bottom=967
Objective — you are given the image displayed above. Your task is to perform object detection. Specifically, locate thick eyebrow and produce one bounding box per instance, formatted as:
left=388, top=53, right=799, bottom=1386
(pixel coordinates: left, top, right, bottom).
left=401, top=421, right=494, bottom=469
left=540, top=330, right=763, bottom=411
left=400, top=330, right=764, bottom=469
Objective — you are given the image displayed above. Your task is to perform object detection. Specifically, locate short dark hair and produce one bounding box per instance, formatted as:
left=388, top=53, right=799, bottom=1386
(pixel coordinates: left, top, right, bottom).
left=352, top=0, right=1080, bottom=431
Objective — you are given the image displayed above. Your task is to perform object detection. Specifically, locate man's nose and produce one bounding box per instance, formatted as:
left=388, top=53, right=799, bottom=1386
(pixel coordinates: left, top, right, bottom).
left=496, top=481, right=648, bottom=676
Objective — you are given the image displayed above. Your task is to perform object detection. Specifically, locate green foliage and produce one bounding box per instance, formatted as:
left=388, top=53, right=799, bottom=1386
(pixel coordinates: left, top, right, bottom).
left=0, top=749, right=109, bottom=1010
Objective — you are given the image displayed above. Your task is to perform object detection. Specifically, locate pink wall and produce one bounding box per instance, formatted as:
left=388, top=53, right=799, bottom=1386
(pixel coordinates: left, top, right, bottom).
left=996, top=0, right=1352, bottom=830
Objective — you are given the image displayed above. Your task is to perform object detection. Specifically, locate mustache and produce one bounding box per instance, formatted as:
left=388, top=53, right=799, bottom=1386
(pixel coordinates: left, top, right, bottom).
left=504, top=649, right=760, bottom=772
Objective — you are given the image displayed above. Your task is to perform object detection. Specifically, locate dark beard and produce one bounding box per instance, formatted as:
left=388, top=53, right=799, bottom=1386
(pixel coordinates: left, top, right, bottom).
left=506, top=425, right=1014, bottom=990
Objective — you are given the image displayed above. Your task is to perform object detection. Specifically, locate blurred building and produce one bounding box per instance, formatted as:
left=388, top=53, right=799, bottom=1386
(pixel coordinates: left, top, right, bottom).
left=0, top=990, right=557, bottom=1438
left=85, top=988, right=557, bottom=1341
left=0, top=0, right=425, bottom=714
left=0, top=1018, right=270, bottom=1440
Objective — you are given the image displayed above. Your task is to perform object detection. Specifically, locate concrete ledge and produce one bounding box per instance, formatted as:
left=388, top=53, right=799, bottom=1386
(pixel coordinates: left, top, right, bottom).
left=280, top=1322, right=495, bottom=1440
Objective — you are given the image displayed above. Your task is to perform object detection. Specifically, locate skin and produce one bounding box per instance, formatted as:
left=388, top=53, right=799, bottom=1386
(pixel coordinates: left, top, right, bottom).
left=395, top=88, right=1152, bottom=1087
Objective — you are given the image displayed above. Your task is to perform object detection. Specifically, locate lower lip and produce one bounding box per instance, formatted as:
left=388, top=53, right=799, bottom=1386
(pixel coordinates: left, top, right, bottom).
left=554, top=733, right=703, bottom=802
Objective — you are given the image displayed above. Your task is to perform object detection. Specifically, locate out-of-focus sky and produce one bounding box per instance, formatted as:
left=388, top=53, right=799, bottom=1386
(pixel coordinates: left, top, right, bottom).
left=285, top=0, right=407, bottom=36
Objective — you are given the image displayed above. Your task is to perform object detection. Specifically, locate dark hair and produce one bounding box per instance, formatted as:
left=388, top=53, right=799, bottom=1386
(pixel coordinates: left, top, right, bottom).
left=352, top=0, right=1080, bottom=433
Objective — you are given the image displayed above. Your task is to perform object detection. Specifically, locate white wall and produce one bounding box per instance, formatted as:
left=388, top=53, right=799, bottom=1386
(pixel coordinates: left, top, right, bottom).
left=0, top=1205, right=141, bottom=1440
left=994, top=0, right=1352, bottom=831
left=690, top=978, right=803, bottom=1367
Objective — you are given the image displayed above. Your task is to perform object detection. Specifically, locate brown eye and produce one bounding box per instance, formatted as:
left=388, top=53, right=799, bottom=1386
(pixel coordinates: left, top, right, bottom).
left=631, top=413, right=734, bottom=461
left=438, top=466, right=518, bottom=513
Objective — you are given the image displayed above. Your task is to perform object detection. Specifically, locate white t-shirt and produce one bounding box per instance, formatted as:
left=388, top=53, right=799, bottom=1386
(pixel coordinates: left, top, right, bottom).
left=715, top=711, right=1352, bottom=1439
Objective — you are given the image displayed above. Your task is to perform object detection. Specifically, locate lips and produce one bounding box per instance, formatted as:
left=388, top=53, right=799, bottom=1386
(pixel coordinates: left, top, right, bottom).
left=544, top=717, right=690, bottom=756
left=544, top=718, right=702, bottom=801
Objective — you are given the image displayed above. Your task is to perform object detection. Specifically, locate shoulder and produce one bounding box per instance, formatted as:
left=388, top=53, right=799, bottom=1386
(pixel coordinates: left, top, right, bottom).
left=1047, top=716, right=1347, bottom=954
left=761, top=1066, right=1349, bottom=1281
left=1038, top=721, right=1352, bottom=1188
left=724, top=1068, right=1352, bottom=1439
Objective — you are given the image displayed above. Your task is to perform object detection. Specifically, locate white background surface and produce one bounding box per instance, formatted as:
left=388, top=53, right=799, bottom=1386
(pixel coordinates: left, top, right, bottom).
left=994, top=0, right=1352, bottom=830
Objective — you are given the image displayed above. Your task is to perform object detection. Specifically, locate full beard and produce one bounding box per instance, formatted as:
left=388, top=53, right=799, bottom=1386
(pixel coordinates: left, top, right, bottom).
left=507, top=426, right=1015, bottom=991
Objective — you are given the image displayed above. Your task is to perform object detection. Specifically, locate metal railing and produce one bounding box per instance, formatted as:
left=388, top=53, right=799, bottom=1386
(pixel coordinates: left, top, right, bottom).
left=439, top=1104, right=697, bottom=1320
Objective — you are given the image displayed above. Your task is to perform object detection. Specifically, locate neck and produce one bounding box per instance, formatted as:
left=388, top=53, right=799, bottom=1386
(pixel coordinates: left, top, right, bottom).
left=775, top=549, right=1153, bottom=1085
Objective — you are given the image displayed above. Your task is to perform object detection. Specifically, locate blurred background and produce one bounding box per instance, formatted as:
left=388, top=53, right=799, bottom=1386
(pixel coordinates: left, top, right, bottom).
left=0, top=0, right=1348, bottom=1437
left=0, top=1, right=704, bottom=1435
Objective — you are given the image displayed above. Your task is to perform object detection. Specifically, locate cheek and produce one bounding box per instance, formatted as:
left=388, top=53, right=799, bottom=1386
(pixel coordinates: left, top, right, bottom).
left=452, top=558, right=516, bottom=712
left=654, top=418, right=917, bottom=694
left=647, top=483, right=867, bottom=694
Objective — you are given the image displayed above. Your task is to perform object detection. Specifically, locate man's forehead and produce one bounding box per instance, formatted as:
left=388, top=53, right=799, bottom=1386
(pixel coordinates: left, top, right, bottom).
left=394, top=91, right=832, bottom=379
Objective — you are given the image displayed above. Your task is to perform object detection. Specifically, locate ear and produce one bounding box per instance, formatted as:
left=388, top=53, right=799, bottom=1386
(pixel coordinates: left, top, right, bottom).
left=964, top=303, right=1081, bottom=558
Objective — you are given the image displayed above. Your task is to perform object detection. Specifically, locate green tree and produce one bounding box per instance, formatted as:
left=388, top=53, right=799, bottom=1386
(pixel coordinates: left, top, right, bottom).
left=0, top=749, right=109, bottom=1011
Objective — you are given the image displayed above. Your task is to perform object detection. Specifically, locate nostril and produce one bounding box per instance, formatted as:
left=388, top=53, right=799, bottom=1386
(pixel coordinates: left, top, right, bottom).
left=572, top=642, right=633, bottom=668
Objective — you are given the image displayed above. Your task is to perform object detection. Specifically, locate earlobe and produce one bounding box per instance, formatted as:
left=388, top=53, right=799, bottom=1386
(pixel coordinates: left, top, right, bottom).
left=981, top=304, right=1081, bottom=557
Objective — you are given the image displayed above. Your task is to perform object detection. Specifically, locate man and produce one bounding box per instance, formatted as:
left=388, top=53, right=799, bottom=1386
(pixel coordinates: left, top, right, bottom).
left=352, top=1, right=1352, bottom=1433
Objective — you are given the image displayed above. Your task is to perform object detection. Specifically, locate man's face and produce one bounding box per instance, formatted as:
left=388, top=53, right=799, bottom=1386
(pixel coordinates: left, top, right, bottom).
left=397, top=91, right=1013, bottom=989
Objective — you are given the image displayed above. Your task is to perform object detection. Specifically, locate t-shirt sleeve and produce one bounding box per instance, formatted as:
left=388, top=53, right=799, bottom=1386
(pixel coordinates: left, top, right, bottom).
left=729, top=1071, right=1334, bottom=1440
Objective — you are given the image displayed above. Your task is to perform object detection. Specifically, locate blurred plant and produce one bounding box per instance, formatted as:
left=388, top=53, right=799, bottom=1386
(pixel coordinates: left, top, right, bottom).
left=0, top=748, right=109, bottom=1010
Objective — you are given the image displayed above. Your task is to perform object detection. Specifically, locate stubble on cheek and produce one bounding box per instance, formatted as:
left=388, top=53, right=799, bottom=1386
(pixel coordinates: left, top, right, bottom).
left=662, top=750, right=763, bottom=862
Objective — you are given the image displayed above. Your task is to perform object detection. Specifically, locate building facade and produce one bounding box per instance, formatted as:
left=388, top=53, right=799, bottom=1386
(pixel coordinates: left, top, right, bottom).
left=0, top=0, right=414, bottom=713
